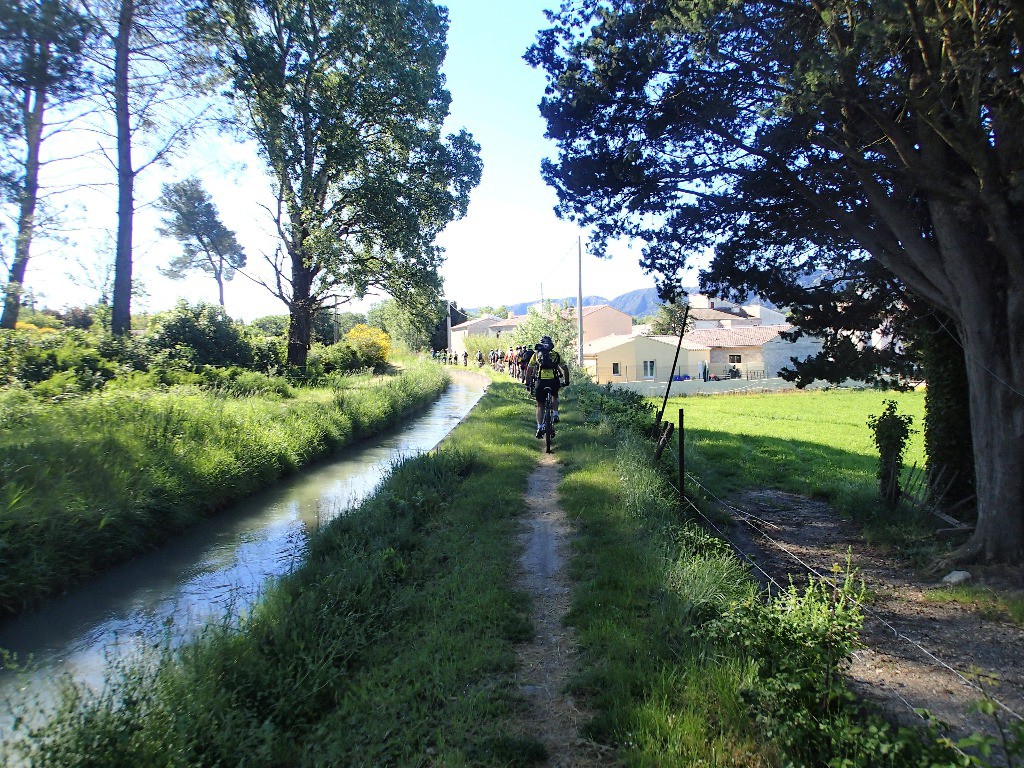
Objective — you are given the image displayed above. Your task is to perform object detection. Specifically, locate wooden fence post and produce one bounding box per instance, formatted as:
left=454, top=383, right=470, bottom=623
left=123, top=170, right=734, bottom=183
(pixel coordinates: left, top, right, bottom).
left=678, top=407, right=685, bottom=502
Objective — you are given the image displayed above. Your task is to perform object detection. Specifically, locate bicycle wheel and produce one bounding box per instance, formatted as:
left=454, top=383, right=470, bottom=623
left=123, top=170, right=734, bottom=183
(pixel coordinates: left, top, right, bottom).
left=544, top=395, right=553, bottom=453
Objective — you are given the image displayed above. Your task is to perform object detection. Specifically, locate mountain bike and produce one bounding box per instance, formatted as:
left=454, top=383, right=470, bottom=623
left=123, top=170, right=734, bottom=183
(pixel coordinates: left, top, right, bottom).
left=541, top=389, right=555, bottom=453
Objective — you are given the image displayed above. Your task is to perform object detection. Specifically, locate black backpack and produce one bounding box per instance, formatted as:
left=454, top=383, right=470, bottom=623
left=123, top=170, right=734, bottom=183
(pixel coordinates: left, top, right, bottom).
left=535, top=345, right=553, bottom=370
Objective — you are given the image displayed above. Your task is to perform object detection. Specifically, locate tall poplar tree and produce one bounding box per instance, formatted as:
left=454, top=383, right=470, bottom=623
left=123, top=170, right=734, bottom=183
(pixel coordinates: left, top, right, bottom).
left=85, top=0, right=214, bottom=336
left=203, top=0, right=482, bottom=367
left=529, top=0, right=1024, bottom=563
left=0, top=0, right=92, bottom=329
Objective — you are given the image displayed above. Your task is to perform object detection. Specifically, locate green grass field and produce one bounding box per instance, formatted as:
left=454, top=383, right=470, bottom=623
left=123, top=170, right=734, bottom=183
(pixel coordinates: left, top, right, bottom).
left=664, top=388, right=926, bottom=519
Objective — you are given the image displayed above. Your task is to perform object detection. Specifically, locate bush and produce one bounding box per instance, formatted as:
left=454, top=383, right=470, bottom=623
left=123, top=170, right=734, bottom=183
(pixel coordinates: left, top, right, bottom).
left=0, top=329, right=120, bottom=394
left=198, top=367, right=295, bottom=398
left=311, top=342, right=361, bottom=374
left=344, top=324, right=390, bottom=371
left=867, top=400, right=915, bottom=507
left=145, top=301, right=254, bottom=369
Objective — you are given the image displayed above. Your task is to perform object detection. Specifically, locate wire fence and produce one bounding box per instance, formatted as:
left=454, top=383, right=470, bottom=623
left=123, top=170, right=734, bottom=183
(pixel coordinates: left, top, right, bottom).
left=658, top=438, right=1024, bottom=732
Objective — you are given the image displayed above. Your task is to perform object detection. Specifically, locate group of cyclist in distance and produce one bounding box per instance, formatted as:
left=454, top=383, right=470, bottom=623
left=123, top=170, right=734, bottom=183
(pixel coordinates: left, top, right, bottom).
left=438, top=337, right=571, bottom=441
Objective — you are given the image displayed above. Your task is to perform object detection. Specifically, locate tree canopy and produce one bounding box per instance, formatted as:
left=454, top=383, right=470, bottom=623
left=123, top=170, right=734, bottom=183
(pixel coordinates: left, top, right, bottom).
left=157, top=177, right=246, bottom=309
left=529, top=0, right=1024, bottom=563
left=202, top=0, right=482, bottom=367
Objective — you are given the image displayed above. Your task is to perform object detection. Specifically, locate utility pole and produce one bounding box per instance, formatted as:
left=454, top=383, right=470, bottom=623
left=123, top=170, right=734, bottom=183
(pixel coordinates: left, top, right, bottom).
left=577, top=236, right=584, bottom=366
left=446, top=302, right=452, bottom=350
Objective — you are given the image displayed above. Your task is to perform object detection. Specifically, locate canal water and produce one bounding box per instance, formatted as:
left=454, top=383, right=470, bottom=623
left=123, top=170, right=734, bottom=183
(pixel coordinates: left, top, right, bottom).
left=0, top=377, right=485, bottom=719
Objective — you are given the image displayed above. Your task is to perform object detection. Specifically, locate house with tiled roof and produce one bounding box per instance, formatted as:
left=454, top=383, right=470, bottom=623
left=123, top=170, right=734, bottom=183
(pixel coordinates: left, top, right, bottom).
left=569, top=304, right=633, bottom=345
left=681, top=324, right=822, bottom=379
left=449, top=315, right=502, bottom=354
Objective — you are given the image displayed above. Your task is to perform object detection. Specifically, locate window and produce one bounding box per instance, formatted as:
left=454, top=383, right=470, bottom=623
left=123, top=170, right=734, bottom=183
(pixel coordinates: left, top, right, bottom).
left=612, top=362, right=621, bottom=375
left=643, top=360, right=656, bottom=378
left=729, top=354, right=742, bottom=363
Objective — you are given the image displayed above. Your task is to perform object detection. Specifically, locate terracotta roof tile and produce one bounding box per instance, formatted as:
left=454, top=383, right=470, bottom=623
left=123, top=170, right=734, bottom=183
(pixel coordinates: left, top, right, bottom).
left=682, top=324, right=793, bottom=347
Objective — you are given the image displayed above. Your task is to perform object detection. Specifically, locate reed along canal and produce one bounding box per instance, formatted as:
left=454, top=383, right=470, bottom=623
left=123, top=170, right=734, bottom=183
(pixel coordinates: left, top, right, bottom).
left=0, top=377, right=485, bottom=716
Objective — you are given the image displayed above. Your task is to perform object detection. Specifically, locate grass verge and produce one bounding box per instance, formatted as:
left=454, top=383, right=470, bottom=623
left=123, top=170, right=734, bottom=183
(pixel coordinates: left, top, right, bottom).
left=0, top=359, right=448, bottom=614
left=2, top=377, right=547, bottom=766
left=558, top=382, right=972, bottom=766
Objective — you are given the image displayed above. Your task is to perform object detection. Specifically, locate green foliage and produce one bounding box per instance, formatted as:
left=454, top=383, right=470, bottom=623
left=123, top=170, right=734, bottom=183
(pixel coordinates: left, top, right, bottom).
left=56, top=305, right=96, bottom=329
left=917, top=314, right=975, bottom=511
left=200, top=0, right=482, bottom=365
left=648, top=300, right=692, bottom=336
left=0, top=328, right=121, bottom=395
left=308, top=342, right=361, bottom=375
left=508, top=300, right=578, bottom=355
left=144, top=301, right=254, bottom=369
left=867, top=400, right=915, bottom=507
left=248, top=314, right=288, bottom=336
left=573, top=380, right=654, bottom=434
left=367, top=297, right=440, bottom=351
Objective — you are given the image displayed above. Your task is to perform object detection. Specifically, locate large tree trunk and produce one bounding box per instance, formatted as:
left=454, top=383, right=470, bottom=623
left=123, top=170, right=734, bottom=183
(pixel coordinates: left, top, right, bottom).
left=110, top=0, right=134, bottom=337
left=0, top=80, right=46, bottom=330
left=956, top=303, right=1024, bottom=563
left=286, top=253, right=313, bottom=368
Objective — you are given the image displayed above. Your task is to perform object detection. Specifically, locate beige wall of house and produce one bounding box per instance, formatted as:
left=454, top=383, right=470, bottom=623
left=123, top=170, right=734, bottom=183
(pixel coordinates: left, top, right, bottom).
left=708, top=346, right=765, bottom=377
left=580, top=306, right=633, bottom=345
left=584, top=336, right=711, bottom=384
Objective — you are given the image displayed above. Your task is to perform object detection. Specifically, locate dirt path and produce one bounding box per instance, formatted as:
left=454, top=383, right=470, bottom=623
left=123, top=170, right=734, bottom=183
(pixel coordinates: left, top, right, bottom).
left=513, top=453, right=615, bottom=767
left=721, top=489, right=1024, bottom=758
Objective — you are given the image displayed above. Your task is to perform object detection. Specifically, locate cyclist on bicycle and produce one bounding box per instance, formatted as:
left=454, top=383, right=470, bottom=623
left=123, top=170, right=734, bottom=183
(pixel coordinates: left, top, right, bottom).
left=525, top=335, right=570, bottom=438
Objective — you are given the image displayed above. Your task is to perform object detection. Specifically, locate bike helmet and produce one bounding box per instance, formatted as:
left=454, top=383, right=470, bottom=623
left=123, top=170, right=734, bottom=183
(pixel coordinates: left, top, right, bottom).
left=539, top=335, right=553, bottom=347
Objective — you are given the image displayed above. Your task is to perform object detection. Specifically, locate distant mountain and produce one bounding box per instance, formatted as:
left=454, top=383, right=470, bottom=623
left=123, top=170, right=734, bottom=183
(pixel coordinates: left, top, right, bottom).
left=473, top=295, right=609, bottom=317
left=608, top=287, right=661, bottom=317
left=470, top=289, right=663, bottom=319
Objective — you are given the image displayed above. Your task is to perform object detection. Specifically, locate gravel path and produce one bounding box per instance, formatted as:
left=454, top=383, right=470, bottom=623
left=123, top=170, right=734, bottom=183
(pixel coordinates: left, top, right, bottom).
left=513, top=453, right=616, bottom=767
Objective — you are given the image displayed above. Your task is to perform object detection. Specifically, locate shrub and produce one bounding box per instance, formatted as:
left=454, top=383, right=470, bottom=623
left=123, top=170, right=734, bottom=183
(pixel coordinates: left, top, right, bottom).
left=145, top=301, right=254, bottom=369
left=58, top=306, right=96, bottom=330
left=0, top=329, right=120, bottom=393
left=344, top=324, right=390, bottom=370
left=867, top=400, right=915, bottom=506
left=311, top=342, right=361, bottom=374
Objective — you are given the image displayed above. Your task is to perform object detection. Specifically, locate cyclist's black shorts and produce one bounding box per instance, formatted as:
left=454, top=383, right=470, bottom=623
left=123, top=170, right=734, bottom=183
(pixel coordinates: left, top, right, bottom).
left=534, top=378, right=560, bottom=404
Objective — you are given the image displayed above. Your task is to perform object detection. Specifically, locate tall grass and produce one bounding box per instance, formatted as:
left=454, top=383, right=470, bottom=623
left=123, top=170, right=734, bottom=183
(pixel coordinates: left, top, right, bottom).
left=0, top=360, right=447, bottom=614
left=2, top=378, right=547, bottom=766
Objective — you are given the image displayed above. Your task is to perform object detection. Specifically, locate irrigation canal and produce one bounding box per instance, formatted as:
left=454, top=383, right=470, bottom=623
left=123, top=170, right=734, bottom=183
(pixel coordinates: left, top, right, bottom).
left=0, top=376, right=486, bottom=720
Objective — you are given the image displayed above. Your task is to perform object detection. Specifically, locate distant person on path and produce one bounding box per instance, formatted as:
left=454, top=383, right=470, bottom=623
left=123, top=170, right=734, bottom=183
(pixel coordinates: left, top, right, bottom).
left=525, top=335, right=569, bottom=438
left=519, top=345, right=534, bottom=384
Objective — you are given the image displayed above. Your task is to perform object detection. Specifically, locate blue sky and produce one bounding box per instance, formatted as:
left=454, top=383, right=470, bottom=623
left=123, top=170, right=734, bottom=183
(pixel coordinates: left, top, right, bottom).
left=436, top=0, right=668, bottom=310
left=22, top=0, right=681, bottom=321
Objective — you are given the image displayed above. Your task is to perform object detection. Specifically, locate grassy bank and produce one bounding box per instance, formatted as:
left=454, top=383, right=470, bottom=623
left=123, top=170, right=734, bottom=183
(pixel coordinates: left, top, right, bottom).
left=559, top=383, right=967, bottom=766
left=0, top=360, right=447, bottom=614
